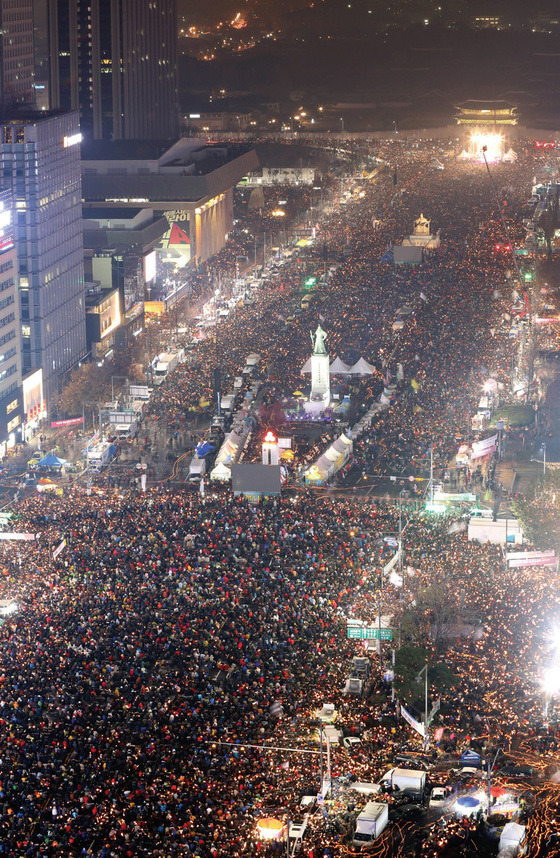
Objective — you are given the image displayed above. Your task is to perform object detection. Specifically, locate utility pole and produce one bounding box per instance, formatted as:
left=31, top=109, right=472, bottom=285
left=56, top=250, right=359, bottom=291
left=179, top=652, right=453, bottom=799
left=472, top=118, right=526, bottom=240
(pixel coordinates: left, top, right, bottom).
left=378, top=566, right=383, bottom=667
left=486, top=748, right=501, bottom=814
left=424, top=661, right=428, bottom=752
left=416, top=662, right=429, bottom=752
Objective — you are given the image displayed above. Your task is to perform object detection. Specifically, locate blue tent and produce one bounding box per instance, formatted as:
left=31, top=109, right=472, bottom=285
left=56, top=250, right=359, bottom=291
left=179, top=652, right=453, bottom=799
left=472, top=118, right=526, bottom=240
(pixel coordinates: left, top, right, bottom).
left=460, top=750, right=481, bottom=767
left=37, top=454, right=67, bottom=467
left=380, top=247, right=395, bottom=264
left=194, top=441, right=215, bottom=459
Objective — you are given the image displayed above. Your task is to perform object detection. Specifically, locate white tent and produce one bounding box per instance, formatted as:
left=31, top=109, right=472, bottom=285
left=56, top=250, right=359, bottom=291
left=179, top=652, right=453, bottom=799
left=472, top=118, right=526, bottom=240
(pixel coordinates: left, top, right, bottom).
left=457, top=149, right=470, bottom=161
left=503, top=148, right=518, bottom=163
left=349, top=357, right=375, bottom=376
left=210, top=461, right=231, bottom=482
left=300, top=358, right=312, bottom=374
left=330, top=356, right=351, bottom=374
left=499, top=822, right=525, bottom=856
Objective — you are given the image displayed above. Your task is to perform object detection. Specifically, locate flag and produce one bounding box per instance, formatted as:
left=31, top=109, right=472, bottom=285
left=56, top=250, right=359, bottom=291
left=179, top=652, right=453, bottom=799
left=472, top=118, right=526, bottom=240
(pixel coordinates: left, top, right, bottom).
left=420, top=292, right=428, bottom=302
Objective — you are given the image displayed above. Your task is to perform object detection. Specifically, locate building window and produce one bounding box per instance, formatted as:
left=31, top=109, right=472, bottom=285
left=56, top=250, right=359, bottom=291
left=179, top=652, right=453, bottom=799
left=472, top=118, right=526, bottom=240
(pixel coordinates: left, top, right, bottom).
left=7, top=414, right=20, bottom=432
left=6, top=398, right=17, bottom=414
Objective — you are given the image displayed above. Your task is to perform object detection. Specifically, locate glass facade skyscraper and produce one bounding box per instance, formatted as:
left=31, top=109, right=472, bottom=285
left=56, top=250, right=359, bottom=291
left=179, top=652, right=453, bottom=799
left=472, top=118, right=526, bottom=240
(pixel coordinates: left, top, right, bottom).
left=48, top=0, right=178, bottom=141
left=0, top=111, right=86, bottom=406
left=0, top=0, right=35, bottom=105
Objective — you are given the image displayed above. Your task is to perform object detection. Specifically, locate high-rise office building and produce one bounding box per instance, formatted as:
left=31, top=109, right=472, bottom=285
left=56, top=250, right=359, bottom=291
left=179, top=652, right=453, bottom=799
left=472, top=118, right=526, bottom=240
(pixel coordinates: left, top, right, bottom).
left=0, top=111, right=86, bottom=406
left=0, top=0, right=35, bottom=105
left=0, top=188, right=24, bottom=450
left=48, top=0, right=179, bottom=141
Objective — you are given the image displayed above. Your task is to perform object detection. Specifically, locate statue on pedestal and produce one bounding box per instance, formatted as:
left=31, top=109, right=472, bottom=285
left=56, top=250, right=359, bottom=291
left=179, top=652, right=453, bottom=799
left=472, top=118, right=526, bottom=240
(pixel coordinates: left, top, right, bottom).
left=311, top=324, right=328, bottom=356
left=310, top=324, right=330, bottom=403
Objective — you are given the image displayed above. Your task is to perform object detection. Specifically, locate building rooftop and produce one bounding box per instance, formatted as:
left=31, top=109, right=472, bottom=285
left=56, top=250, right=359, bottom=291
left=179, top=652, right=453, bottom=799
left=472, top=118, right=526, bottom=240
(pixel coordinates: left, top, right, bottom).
left=81, top=140, right=175, bottom=161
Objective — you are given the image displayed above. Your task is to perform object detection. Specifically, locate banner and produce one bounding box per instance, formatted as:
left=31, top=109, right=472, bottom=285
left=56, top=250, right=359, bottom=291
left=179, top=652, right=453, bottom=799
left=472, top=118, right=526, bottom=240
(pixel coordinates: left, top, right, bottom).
left=383, top=548, right=401, bottom=575
left=51, top=417, right=83, bottom=428
left=0, top=532, right=35, bottom=541
left=428, top=697, right=441, bottom=724
left=434, top=491, right=477, bottom=503
left=507, top=550, right=556, bottom=568
left=471, top=434, right=497, bottom=460
left=401, top=704, right=425, bottom=737
left=52, top=538, right=66, bottom=560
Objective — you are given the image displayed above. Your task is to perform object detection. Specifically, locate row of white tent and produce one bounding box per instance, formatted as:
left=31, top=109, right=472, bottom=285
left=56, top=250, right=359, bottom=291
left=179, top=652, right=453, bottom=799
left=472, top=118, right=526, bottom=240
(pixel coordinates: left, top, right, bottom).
left=300, top=356, right=375, bottom=376
left=305, top=433, right=353, bottom=483
left=211, top=427, right=249, bottom=481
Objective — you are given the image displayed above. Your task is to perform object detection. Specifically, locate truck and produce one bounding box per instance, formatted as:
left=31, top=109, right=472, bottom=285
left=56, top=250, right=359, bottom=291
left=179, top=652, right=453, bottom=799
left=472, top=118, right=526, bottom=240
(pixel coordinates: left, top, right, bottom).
left=188, top=457, right=207, bottom=482
left=220, top=394, right=236, bottom=413
left=153, top=352, right=180, bottom=385
left=379, top=768, right=426, bottom=795
left=352, top=802, right=388, bottom=847
left=245, top=353, right=261, bottom=367
left=86, top=442, right=116, bottom=470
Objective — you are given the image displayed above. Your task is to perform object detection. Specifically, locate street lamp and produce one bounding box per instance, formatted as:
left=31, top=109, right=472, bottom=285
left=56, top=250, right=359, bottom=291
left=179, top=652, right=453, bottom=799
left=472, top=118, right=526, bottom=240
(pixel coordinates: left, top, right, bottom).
left=235, top=255, right=248, bottom=291
left=340, top=117, right=344, bottom=134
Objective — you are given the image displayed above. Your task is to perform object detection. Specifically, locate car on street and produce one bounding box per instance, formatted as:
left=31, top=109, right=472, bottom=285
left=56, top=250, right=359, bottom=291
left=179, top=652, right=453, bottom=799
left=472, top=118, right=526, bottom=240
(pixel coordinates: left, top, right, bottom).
left=389, top=804, right=423, bottom=823
left=429, top=787, right=448, bottom=809
left=342, top=736, right=362, bottom=750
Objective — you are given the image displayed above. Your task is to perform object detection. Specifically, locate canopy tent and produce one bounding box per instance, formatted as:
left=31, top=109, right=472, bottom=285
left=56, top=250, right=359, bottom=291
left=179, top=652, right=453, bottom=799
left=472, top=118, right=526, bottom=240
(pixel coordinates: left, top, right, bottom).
left=380, top=247, right=395, bottom=263
left=215, top=430, right=245, bottom=466
left=210, top=461, right=232, bottom=482
left=457, top=149, right=470, bottom=160
left=302, top=356, right=375, bottom=376
left=37, top=477, right=57, bottom=492
left=329, top=356, right=351, bottom=374
left=37, top=454, right=67, bottom=468
left=349, top=357, right=375, bottom=376
left=503, top=148, right=518, bottom=162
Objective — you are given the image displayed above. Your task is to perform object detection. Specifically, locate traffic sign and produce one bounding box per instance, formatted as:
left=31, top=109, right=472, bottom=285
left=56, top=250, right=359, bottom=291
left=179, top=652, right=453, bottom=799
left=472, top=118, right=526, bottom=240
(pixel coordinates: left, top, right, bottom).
left=347, top=627, right=393, bottom=640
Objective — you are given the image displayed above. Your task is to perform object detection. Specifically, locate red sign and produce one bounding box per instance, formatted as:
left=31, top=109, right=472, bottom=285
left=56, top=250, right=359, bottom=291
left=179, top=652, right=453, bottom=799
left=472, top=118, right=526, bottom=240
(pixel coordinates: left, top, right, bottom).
left=51, top=417, right=83, bottom=428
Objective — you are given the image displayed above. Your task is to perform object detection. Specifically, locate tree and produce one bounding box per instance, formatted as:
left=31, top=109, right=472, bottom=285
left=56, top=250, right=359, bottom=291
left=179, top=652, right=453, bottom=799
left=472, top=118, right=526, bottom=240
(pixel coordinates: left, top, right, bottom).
left=55, top=363, right=112, bottom=417
left=394, top=645, right=458, bottom=710
left=400, top=582, right=461, bottom=656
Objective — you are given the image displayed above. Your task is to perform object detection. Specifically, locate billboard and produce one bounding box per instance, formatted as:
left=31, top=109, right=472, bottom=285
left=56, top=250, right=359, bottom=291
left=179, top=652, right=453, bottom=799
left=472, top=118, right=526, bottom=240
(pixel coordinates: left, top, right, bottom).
left=143, top=250, right=157, bottom=283
left=159, top=212, right=191, bottom=265
left=232, top=464, right=282, bottom=496
left=0, top=192, right=14, bottom=254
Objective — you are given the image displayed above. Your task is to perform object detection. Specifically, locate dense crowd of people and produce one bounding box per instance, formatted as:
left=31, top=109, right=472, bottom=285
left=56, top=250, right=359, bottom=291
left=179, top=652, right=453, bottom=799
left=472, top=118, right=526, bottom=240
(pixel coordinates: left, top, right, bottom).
left=0, top=140, right=558, bottom=858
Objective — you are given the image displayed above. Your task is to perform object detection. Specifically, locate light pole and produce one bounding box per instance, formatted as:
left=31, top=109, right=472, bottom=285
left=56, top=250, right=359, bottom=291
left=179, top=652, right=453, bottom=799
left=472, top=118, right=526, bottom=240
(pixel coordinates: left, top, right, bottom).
left=340, top=117, right=344, bottom=134
left=235, top=255, right=248, bottom=294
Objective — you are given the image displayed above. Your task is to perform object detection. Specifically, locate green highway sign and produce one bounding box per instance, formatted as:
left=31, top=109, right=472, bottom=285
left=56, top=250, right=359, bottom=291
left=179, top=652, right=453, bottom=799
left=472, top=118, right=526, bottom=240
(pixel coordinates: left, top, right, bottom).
left=347, top=627, right=393, bottom=641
